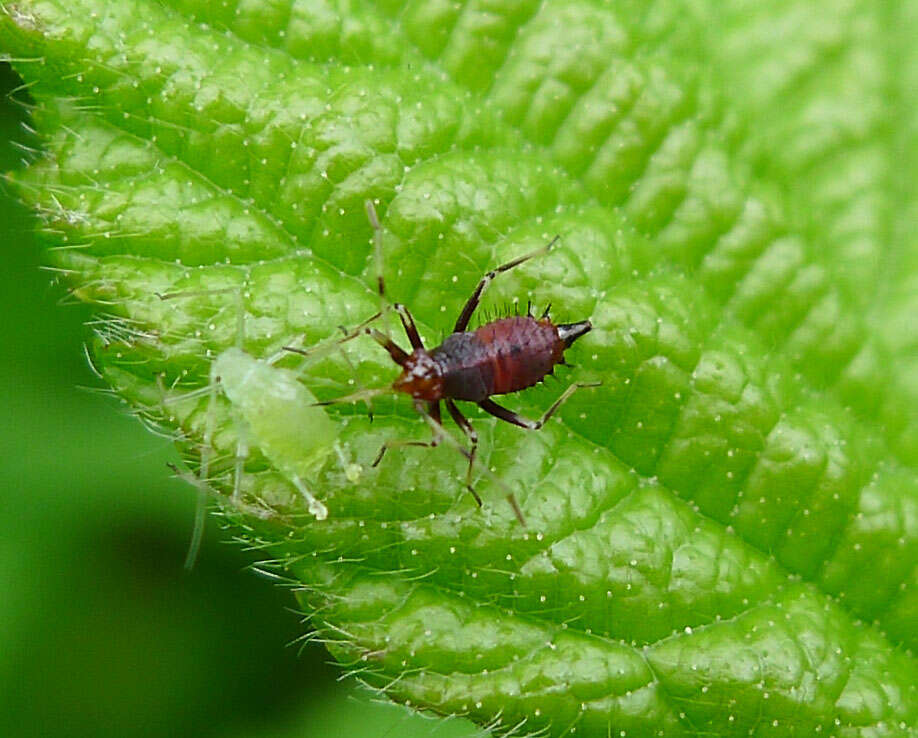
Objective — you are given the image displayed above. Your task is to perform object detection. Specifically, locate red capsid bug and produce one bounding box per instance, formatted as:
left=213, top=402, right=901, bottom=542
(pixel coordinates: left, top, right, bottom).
left=285, top=201, right=600, bottom=525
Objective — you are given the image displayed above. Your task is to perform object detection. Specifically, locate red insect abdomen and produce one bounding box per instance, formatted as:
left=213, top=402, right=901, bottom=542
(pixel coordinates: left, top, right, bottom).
left=475, top=317, right=564, bottom=396
left=429, top=317, right=566, bottom=402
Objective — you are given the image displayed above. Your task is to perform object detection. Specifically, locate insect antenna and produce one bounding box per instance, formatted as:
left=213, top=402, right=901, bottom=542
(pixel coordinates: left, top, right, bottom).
left=279, top=309, right=383, bottom=363
left=333, top=325, right=375, bottom=420
left=282, top=201, right=418, bottom=426
left=365, top=198, right=387, bottom=314
left=280, top=316, right=387, bottom=419
left=311, top=387, right=393, bottom=407
left=364, top=200, right=424, bottom=354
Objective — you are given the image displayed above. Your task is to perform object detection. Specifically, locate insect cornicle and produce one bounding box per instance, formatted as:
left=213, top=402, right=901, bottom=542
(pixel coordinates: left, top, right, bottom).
left=287, top=201, right=599, bottom=524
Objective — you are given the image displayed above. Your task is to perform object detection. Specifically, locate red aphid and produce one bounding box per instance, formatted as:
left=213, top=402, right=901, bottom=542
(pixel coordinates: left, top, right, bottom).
left=298, top=204, right=599, bottom=524
left=395, top=315, right=591, bottom=404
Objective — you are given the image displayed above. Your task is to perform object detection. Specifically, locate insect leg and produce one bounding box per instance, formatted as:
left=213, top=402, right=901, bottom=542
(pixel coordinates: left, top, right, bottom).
left=312, top=387, right=392, bottom=407
left=414, top=403, right=526, bottom=525
left=159, top=285, right=272, bottom=563
left=372, top=401, right=443, bottom=467
left=283, top=321, right=383, bottom=419
left=278, top=314, right=395, bottom=421
left=230, top=414, right=249, bottom=505
left=364, top=200, right=427, bottom=351
left=393, top=303, right=424, bottom=350
left=444, top=399, right=483, bottom=508
left=364, top=327, right=410, bottom=365
left=365, top=199, right=389, bottom=310
left=330, top=324, right=377, bottom=421
left=453, top=235, right=560, bottom=332
left=183, top=365, right=219, bottom=570
left=157, top=287, right=246, bottom=568
left=284, top=323, right=408, bottom=369
left=280, top=309, right=384, bottom=362
left=478, top=381, right=602, bottom=430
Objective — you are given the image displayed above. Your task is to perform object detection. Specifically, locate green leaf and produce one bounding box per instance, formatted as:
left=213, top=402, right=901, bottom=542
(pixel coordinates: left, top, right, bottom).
left=2, top=0, right=915, bottom=735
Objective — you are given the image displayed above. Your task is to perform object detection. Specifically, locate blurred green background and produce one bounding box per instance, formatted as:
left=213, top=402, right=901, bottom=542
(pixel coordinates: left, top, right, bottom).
left=0, top=62, right=480, bottom=738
